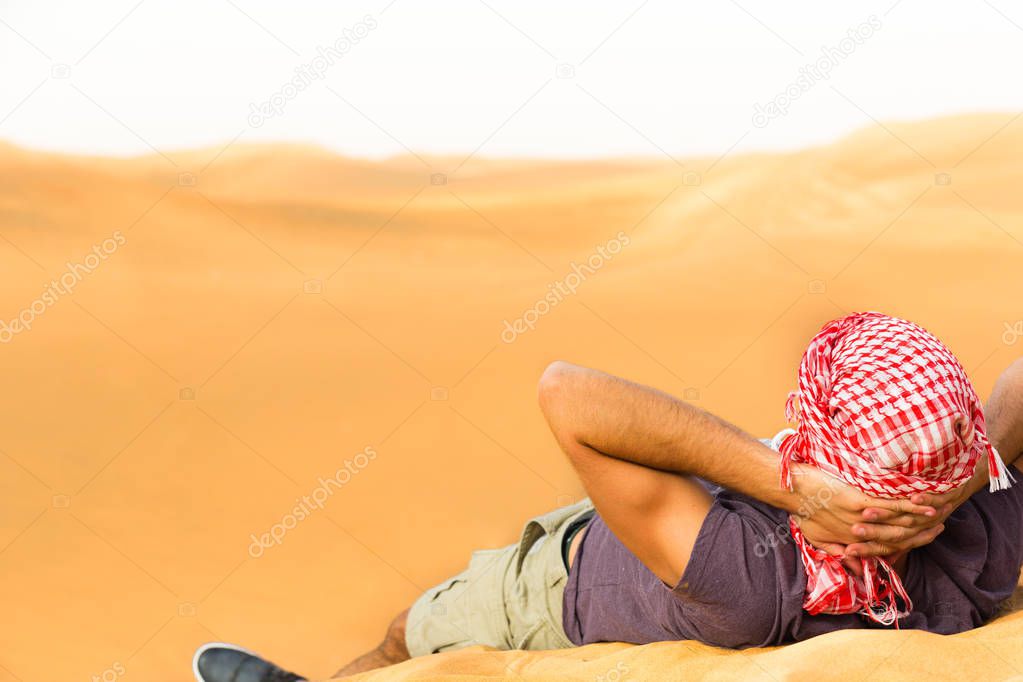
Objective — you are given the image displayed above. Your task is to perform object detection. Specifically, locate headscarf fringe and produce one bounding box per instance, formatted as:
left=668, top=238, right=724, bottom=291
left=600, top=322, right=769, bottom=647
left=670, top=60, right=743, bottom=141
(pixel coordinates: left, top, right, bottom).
left=784, top=391, right=799, bottom=422
left=859, top=557, right=911, bottom=627
left=988, top=445, right=1015, bottom=492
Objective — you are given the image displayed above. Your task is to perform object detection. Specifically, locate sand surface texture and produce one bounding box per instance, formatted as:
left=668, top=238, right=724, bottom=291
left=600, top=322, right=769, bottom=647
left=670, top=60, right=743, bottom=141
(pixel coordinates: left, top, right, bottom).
left=1, top=114, right=1022, bottom=681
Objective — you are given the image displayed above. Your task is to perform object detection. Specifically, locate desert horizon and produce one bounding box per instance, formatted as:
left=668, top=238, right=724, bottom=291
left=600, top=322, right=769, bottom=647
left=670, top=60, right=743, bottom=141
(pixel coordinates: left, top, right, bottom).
left=3, top=108, right=1019, bottom=168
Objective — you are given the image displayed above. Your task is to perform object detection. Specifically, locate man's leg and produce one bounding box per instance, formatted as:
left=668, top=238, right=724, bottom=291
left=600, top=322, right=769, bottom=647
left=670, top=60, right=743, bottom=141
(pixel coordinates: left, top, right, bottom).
left=332, top=609, right=410, bottom=678
left=332, top=500, right=592, bottom=677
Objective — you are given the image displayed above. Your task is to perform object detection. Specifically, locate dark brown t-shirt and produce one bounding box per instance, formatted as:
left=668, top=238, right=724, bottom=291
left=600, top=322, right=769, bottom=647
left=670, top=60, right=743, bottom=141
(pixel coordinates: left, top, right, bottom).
left=562, top=472, right=1023, bottom=648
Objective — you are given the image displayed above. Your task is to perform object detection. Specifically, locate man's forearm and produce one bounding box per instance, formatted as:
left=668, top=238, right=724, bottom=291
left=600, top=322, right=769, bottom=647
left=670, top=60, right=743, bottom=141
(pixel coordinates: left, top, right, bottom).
left=540, top=361, right=799, bottom=512
left=986, top=358, right=1023, bottom=471
left=960, top=359, right=1023, bottom=496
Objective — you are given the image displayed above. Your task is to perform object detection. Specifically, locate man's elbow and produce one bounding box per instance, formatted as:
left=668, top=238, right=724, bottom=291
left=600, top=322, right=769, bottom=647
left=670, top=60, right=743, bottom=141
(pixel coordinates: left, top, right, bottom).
left=537, top=361, right=579, bottom=427
left=539, top=361, right=592, bottom=465
left=538, top=360, right=574, bottom=403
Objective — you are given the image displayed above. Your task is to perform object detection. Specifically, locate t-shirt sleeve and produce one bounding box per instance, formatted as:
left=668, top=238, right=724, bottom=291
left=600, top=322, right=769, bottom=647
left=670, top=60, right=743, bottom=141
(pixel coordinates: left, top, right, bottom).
left=671, top=491, right=804, bottom=648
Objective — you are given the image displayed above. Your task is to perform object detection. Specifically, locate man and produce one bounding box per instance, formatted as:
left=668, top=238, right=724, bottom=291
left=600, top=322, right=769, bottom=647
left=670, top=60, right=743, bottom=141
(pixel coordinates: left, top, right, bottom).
left=193, top=312, right=1023, bottom=681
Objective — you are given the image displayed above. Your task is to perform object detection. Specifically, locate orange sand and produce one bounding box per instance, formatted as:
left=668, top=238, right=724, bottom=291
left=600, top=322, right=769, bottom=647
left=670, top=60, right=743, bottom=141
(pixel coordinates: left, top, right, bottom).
left=1, top=113, right=1022, bottom=681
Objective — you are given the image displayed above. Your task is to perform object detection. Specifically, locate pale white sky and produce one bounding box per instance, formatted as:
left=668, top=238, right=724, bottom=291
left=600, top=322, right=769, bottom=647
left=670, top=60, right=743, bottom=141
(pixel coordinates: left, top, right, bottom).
left=1, top=0, right=1021, bottom=160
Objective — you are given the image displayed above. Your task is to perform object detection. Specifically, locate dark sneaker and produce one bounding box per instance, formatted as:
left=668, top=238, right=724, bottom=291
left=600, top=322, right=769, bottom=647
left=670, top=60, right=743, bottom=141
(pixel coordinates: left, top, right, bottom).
left=192, top=642, right=304, bottom=682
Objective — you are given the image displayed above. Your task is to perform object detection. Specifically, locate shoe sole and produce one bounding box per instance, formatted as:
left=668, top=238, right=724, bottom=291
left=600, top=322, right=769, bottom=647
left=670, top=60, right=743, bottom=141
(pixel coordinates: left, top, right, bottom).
left=192, top=641, right=260, bottom=682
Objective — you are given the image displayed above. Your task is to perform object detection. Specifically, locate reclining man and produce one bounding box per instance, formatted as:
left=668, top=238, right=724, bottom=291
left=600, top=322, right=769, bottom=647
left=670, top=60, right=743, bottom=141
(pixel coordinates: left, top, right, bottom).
left=193, top=312, right=1023, bottom=681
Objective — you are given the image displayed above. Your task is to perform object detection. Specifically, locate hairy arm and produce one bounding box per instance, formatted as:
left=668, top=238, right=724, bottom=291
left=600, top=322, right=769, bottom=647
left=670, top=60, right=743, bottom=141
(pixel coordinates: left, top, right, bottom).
left=539, top=362, right=797, bottom=506
left=538, top=361, right=935, bottom=583
left=981, top=358, right=1023, bottom=474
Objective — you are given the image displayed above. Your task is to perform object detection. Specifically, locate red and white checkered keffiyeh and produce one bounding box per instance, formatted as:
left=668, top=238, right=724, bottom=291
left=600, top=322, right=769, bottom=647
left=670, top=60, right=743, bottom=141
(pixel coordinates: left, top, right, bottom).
left=777, top=311, right=1014, bottom=625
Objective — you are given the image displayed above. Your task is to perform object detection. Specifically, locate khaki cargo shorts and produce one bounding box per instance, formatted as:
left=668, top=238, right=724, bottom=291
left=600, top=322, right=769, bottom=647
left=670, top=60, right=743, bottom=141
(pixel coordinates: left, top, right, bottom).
left=405, top=499, right=594, bottom=656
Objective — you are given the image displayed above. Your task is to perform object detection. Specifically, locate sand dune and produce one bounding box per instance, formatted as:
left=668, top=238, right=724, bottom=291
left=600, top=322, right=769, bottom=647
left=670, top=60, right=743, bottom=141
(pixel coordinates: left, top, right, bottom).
left=1, top=113, right=1022, bottom=681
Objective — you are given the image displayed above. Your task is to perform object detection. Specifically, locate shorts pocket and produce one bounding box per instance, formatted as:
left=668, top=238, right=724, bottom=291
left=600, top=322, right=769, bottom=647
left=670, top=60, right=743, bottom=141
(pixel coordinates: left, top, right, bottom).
left=406, top=548, right=513, bottom=655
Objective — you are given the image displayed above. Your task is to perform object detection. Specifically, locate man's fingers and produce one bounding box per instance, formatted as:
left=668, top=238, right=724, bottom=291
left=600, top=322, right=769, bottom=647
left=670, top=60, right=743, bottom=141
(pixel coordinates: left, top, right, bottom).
left=851, top=521, right=919, bottom=543
left=815, top=542, right=847, bottom=557
left=861, top=496, right=938, bottom=517
left=846, top=524, right=945, bottom=557
left=910, top=491, right=953, bottom=507
left=861, top=505, right=950, bottom=528
left=845, top=541, right=892, bottom=557
left=859, top=508, right=918, bottom=526
left=912, top=482, right=975, bottom=512
left=841, top=555, right=865, bottom=577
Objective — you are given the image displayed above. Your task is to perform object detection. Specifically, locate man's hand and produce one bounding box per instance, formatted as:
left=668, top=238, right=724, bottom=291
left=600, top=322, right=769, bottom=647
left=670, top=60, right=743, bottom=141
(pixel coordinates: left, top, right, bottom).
left=906, top=455, right=988, bottom=512
left=837, top=455, right=989, bottom=557
left=789, top=462, right=947, bottom=558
